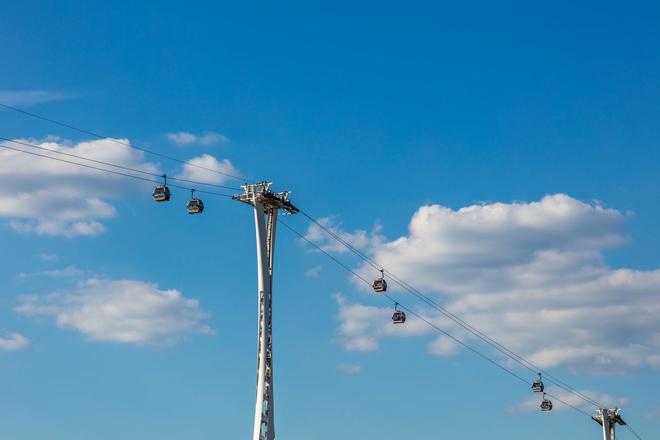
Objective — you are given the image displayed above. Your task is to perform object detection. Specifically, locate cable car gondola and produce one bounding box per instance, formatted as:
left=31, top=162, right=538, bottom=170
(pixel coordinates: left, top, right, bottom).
left=153, top=174, right=171, bottom=202
left=373, top=269, right=387, bottom=293
left=392, top=303, right=406, bottom=324
left=531, top=373, right=544, bottom=393
left=540, top=394, right=553, bottom=412
left=187, top=189, right=204, bottom=214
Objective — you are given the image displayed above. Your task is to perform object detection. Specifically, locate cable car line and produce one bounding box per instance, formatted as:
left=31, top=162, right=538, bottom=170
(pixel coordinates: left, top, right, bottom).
left=625, top=424, right=644, bottom=440
left=385, top=268, right=605, bottom=409
left=387, top=298, right=592, bottom=417
left=298, top=208, right=607, bottom=410
left=279, top=217, right=532, bottom=383
left=278, top=217, right=594, bottom=419
left=2, top=143, right=627, bottom=427
left=0, top=102, right=246, bottom=182
left=0, top=143, right=234, bottom=198
left=0, top=137, right=242, bottom=191
left=0, top=121, right=644, bottom=433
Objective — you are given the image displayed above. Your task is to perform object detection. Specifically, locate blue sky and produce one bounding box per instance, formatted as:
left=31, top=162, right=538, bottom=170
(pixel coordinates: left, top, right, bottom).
left=1, top=1, right=659, bottom=438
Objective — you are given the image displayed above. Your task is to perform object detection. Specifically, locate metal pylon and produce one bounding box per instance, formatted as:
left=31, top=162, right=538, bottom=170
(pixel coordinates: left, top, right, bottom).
left=233, top=182, right=298, bottom=440
left=592, top=408, right=626, bottom=440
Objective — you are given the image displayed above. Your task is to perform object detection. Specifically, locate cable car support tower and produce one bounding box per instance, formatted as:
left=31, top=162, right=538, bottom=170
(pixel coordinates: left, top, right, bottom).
left=233, top=182, right=298, bottom=440
left=592, top=408, right=626, bottom=440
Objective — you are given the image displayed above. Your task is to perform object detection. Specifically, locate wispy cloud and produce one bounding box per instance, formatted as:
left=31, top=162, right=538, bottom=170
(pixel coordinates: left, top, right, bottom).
left=305, top=265, right=322, bottom=278
left=0, top=90, right=73, bottom=106
left=38, top=253, right=59, bottom=262
left=0, top=332, right=30, bottom=351
left=507, top=387, right=626, bottom=413
left=644, top=407, right=660, bottom=419
left=304, top=216, right=381, bottom=254
left=337, top=363, right=362, bottom=375
left=167, top=131, right=229, bottom=146
left=17, top=265, right=87, bottom=280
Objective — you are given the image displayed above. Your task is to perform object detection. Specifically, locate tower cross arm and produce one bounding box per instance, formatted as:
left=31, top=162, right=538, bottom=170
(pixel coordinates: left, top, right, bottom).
left=232, top=181, right=299, bottom=214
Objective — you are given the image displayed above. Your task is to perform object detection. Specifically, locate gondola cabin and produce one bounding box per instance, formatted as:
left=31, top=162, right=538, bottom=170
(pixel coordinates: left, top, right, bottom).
left=153, top=185, right=171, bottom=202
left=392, top=310, right=406, bottom=324
left=187, top=198, right=204, bottom=214
left=540, top=398, right=553, bottom=412
left=372, top=278, right=387, bottom=293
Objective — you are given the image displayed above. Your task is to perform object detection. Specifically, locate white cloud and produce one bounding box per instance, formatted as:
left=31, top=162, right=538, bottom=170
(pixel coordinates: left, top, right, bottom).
left=337, top=363, right=362, bottom=375
left=0, top=90, right=73, bottom=106
left=305, top=265, right=322, bottom=278
left=38, top=253, right=59, bottom=261
left=327, top=195, right=660, bottom=374
left=335, top=293, right=385, bottom=352
left=507, top=387, right=626, bottom=413
left=17, top=265, right=87, bottom=280
left=0, top=137, right=159, bottom=237
left=427, top=335, right=460, bottom=357
left=167, top=131, right=229, bottom=146
left=15, top=278, right=215, bottom=345
left=0, top=332, right=30, bottom=351
left=334, top=294, right=433, bottom=352
left=175, top=154, right=239, bottom=186
left=345, top=336, right=378, bottom=352
left=304, top=217, right=380, bottom=254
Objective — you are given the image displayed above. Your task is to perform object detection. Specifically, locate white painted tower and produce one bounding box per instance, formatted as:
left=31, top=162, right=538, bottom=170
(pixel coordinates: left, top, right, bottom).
left=233, top=182, right=298, bottom=440
left=592, top=408, right=626, bottom=440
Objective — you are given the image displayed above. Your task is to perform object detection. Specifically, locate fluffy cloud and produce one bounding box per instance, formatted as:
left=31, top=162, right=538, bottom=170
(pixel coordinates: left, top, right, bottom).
left=0, top=90, right=73, bottom=106
left=321, top=195, right=660, bottom=374
left=0, top=332, right=30, bottom=351
left=0, top=138, right=239, bottom=237
left=15, top=278, right=214, bottom=345
left=0, top=137, right=159, bottom=237
left=175, top=154, right=239, bottom=185
left=335, top=294, right=433, bottom=352
left=507, top=387, right=627, bottom=413
left=167, top=131, right=229, bottom=146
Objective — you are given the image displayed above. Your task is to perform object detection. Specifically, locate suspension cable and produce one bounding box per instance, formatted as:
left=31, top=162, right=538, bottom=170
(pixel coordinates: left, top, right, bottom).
left=0, top=102, right=245, bottom=181
left=625, top=424, right=644, bottom=440
left=0, top=143, right=234, bottom=198
left=0, top=137, right=242, bottom=191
